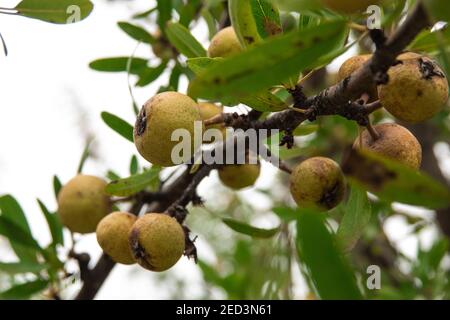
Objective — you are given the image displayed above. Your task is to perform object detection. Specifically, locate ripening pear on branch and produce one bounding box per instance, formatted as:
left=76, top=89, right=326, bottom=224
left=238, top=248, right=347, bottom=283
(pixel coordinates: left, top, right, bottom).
left=290, top=157, right=346, bottom=210
left=134, top=91, right=203, bottom=167
left=353, top=123, right=422, bottom=169
left=207, top=26, right=242, bottom=58
left=96, top=211, right=137, bottom=265
left=378, top=55, right=449, bottom=123
left=57, top=175, right=111, bottom=234
left=219, top=162, right=261, bottom=190
left=129, top=213, right=185, bottom=272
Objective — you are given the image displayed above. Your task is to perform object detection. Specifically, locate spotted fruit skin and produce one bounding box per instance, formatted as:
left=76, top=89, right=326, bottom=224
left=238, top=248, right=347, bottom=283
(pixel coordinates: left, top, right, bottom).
left=219, top=163, right=261, bottom=190
left=353, top=123, right=422, bottom=169
left=338, top=54, right=377, bottom=100
left=290, top=157, right=346, bottom=210
left=378, top=56, right=449, bottom=123
left=129, top=213, right=185, bottom=272
left=208, top=27, right=242, bottom=58
left=96, top=211, right=137, bottom=265
left=57, top=175, right=111, bottom=234
left=134, top=91, right=202, bottom=167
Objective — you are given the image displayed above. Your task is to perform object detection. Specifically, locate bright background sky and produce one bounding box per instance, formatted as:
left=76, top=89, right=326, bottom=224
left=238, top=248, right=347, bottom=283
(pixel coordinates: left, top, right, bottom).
left=0, top=0, right=447, bottom=299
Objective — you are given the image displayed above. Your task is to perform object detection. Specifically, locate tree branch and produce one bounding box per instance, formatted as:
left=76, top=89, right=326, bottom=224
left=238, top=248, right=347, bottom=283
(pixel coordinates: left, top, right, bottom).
left=74, top=1, right=432, bottom=300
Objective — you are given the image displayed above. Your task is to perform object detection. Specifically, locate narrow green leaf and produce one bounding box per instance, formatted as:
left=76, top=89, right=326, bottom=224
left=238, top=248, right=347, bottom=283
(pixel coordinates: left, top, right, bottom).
left=423, top=0, right=450, bottom=22
left=188, top=20, right=346, bottom=100
left=293, top=124, right=319, bottom=136
left=0, top=195, right=38, bottom=262
left=118, top=22, right=155, bottom=44
left=229, top=0, right=263, bottom=47
left=129, top=155, right=138, bottom=175
left=106, top=170, right=121, bottom=181
left=53, top=175, right=62, bottom=200
left=101, top=112, right=134, bottom=143
left=166, top=22, right=207, bottom=58
left=136, top=63, right=167, bottom=87
left=222, top=218, right=280, bottom=238
left=37, top=199, right=64, bottom=247
left=15, top=0, right=93, bottom=24
left=132, top=7, right=156, bottom=19
left=77, top=139, right=91, bottom=174
left=106, top=167, right=161, bottom=197
left=342, top=148, right=450, bottom=209
left=157, top=0, right=172, bottom=32
left=337, top=184, right=372, bottom=252
left=0, top=262, right=47, bottom=275
left=201, top=8, right=218, bottom=40
left=409, top=27, right=450, bottom=53
left=0, top=216, right=42, bottom=252
left=0, top=279, right=49, bottom=299
left=296, top=209, right=362, bottom=300
left=250, top=0, right=282, bottom=38
left=89, top=57, right=148, bottom=74
left=187, top=57, right=287, bottom=111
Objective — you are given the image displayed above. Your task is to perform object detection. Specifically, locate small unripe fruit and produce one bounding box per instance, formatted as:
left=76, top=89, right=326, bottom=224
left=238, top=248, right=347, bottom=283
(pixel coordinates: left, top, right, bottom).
left=199, top=102, right=225, bottom=143
left=57, top=175, right=111, bottom=234
left=134, top=91, right=203, bottom=167
left=290, top=157, right=346, bottom=210
left=353, top=123, right=422, bottom=169
left=321, top=0, right=380, bottom=14
left=378, top=55, right=449, bottom=123
left=338, top=54, right=377, bottom=100
left=129, top=213, right=185, bottom=272
left=96, top=212, right=137, bottom=265
left=219, top=163, right=261, bottom=190
left=208, top=26, right=242, bottom=58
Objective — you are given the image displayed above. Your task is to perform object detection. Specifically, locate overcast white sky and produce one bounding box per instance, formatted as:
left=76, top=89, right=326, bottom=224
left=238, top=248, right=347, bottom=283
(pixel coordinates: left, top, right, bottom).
left=0, top=0, right=447, bottom=299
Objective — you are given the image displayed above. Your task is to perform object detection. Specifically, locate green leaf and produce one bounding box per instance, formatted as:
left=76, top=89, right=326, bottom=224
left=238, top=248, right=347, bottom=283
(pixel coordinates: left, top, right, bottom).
left=229, top=0, right=263, bottom=47
left=0, top=279, right=49, bottom=299
left=130, top=155, right=138, bottom=175
left=342, top=148, right=450, bottom=209
left=276, top=0, right=323, bottom=12
left=188, top=20, right=346, bottom=100
left=409, top=27, right=450, bottom=53
left=106, top=167, right=161, bottom=197
left=101, top=112, right=134, bottom=143
left=89, top=57, right=148, bottom=74
left=250, top=0, right=282, bottom=38
left=423, top=0, right=450, bottom=22
left=0, top=262, right=47, bottom=275
left=293, top=124, right=319, bottom=136
left=0, top=216, right=42, bottom=252
left=166, top=22, right=207, bottom=58
left=296, top=210, right=362, bottom=300
left=53, top=175, right=62, bottom=200
left=187, top=57, right=287, bottom=111
left=222, top=218, right=280, bottom=238
left=157, top=0, right=172, bottom=32
left=0, top=195, right=38, bottom=262
left=15, top=0, right=93, bottom=24
left=77, top=139, right=91, bottom=174
left=37, top=199, right=64, bottom=247
left=337, top=184, right=372, bottom=252
left=118, top=22, right=155, bottom=44
left=136, top=63, right=167, bottom=87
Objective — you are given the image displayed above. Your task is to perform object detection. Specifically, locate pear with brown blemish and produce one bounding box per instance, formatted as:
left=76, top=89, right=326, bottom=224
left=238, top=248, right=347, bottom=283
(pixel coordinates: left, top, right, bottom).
left=129, top=213, right=185, bottom=272
left=290, top=157, right=346, bottom=210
